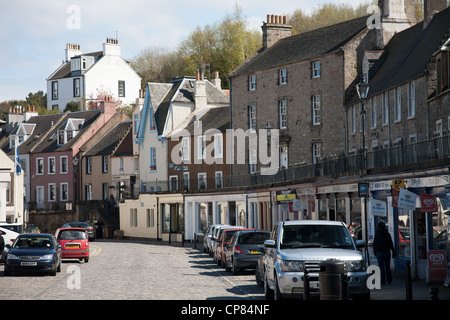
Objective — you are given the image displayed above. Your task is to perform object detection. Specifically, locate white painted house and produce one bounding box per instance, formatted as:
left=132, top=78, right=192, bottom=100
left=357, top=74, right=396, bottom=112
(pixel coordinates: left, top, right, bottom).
left=46, top=39, right=141, bottom=111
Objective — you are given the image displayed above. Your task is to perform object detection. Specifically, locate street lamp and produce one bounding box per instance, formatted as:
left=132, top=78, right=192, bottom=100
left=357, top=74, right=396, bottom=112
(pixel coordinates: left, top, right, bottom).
left=72, top=156, right=79, bottom=205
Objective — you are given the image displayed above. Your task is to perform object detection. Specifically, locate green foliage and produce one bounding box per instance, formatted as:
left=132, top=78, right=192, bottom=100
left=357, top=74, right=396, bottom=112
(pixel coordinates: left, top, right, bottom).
left=64, top=101, right=81, bottom=112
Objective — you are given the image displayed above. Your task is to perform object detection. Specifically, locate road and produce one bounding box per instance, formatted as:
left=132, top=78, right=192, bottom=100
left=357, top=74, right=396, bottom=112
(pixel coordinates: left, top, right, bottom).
left=0, top=239, right=265, bottom=300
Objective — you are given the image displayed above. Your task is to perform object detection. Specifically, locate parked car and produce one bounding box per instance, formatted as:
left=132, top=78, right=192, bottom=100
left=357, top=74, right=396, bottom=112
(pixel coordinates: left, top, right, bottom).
left=4, top=233, right=62, bottom=276
left=63, top=222, right=95, bottom=241
left=203, top=224, right=229, bottom=254
left=263, top=220, right=369, bottom=300
left=211, top=225, right=239, bottom=259
left=0, top=227, right=20, bottom=263
left=225, top=230, right=270, bottom=274
left=55, top=227, right=90, bottom=263
left=215, top=228, right=253, bottom=267
left=255, top=255, right=265, bottom=287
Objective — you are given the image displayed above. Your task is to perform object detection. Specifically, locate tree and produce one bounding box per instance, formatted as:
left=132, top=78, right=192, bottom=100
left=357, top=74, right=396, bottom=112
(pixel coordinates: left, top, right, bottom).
left=64, top=101, right=81, bottom=112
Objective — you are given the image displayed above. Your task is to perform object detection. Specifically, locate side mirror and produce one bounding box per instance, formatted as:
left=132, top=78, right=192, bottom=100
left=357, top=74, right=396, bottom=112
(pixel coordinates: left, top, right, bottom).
left=356, top=240, right=365, bottom=248
left=264, top=240, right=276, bottom=248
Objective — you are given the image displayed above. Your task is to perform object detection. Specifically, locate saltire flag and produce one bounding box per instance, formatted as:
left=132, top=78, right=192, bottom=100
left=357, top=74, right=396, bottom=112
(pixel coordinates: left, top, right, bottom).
left=15, top=141, right=21, bottom=175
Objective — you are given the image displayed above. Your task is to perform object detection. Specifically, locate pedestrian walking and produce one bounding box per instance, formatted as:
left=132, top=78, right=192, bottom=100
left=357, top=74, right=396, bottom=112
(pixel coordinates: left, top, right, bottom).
left=373, top=221, right=395, bottom=285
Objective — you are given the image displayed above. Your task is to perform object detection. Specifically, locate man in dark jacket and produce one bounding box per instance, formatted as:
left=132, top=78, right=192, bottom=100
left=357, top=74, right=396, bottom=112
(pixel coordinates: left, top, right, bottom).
left=373, top=221, right=395, bottom=285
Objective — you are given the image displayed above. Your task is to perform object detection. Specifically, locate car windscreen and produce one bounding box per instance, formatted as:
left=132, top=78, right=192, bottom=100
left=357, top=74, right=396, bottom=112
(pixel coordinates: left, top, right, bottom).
left=58, top=230, right=87, bottom=240
left=238, top=232, right=270, bottom=245
left=280, top=225, right=354, bottom=249
left=13, top=236, right=54, bottom=249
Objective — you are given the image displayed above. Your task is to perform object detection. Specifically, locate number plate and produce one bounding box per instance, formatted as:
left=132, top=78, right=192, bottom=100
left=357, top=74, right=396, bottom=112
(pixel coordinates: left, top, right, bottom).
left=249, top=249, right=260, bottom=254
left=66, top=244, right=80, bottom=248
left=21, top=261, right=37, bottom=266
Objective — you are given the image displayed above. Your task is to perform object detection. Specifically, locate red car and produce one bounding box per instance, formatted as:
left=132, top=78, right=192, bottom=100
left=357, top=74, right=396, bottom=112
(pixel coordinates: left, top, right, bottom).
left=55, top=227, right=90, bottom=262
left=215, top=228, right=254, bottom=267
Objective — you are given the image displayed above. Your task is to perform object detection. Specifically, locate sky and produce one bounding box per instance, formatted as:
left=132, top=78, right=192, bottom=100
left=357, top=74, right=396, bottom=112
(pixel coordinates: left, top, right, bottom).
left=0, top=0, right=368, bottom=102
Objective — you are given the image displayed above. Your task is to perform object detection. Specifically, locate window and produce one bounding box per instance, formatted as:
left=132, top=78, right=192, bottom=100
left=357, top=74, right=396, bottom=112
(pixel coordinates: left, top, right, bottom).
left=312, top=61, right=321, bottom=78
left=48, top=183, right=56, bottom=201
left=181, top=137, right=190, bottom=162
left=382, top=92, right=389, bottom=125
left=312, top=143, right=321, bottom=164
left=147, top=209, right=155, bottom=228
left=73, top=78, right=80, bottom=97
left=37, top=158, right=44, bottom=175
left=215, top=171, right=223, bottom=188
left=197, top=135, right=206, bottom=160
left=85, top=184, right=92, bottom=201
left=214, top=134, right=223, bottom=159
left=182, top=172, right=190, bottom=190
left=52, top=81, right=58, bottom=100
left=134, top=114, right=140, bottom=134
left=71, top=58, right=80, bottom=71
left=407, top=81, right=415, bottom=118
left=350, top=105, right=356, bottom=134
left=130, top=208, right=137, bottom=227
left=102, top=183, right=109, bottom=200
left=279, top=69, right=287, bottom=85
left=150, top=147, right=157, bottom=170
left=102, top=155, right=108, bottom=173
left=198, top=173, right=207, bottom=189
left=279, top=98, right=287, bottom=129
left=119, top=158, right=124, bottom=172
left=248, top=105, right=256, bottom=131
left=370, top=97, right=377, bottom=129
left=86, top=157, right=92, bottom=174
left=394, top=87, right=401, bottom=122
left=60, top=156, right=68, bottom=173
left=118, top=80, right=126, bottom=97
left=169, top=176, right=178, bottom=191
left=248, top=75, right=256, bottom=91
left=48, top=157, right=55, bottom=174
left=60, top=183, right=68, bottom=201
left=436, top=119, right=443, bottom=137
left=249, top=149, right=257, bottom=174
left=312, top=94, right=321, bottom=125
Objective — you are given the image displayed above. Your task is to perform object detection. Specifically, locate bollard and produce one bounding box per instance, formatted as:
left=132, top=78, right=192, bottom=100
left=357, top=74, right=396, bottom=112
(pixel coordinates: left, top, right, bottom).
left=303, top=269, right=310, bottom=300
left=429, top=287, right=439, bottom=300
left=319, top=259, right=345, bottom=300
left=193, top=233, right=197, bottom=249
left=340, top=273, right=348, bottom=300
left=406, top=260, right=413, bottom=300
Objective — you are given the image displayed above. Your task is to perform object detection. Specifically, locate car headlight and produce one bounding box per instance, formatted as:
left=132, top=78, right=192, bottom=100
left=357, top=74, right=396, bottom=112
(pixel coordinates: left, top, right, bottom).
left=41, top=254, right=54, bottom=260
left=280, top=260, right=304, bottom=272
left=345, top=260, right=365, bottom=272
left=6, top=254, right=19, bottom=260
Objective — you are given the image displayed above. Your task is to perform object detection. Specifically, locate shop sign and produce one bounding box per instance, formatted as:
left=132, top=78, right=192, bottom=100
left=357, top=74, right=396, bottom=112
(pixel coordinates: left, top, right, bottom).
left=276, top=190, right=296, bottom=203
left=420, top=194, right=438, bottom=213
left=370, top=198, right=387, bottom=216
left=358, top=183, right=370, bottom=197
left=290, top=198, right=303, bottom=212
left=391, top=179, right=405, bottom=192
left=427, top=250, right=447, bottom=283
left=391, top=189, right=399, bottom=208
left=398, top=188, right=418, bottom=210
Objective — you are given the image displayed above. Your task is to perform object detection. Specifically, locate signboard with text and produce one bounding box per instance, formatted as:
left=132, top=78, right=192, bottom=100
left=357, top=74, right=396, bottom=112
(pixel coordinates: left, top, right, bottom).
left=398, top=188, right=418, bottom=210
left=427, top=250, right=447, bottom=283
left=420, top=194, right=438, bottom=212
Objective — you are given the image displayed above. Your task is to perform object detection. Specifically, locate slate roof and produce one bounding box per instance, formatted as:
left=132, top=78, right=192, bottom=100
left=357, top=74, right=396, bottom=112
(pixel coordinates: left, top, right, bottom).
left=184, top=106, right=230, bottom=135
left=32, top=110, right=102, bottom=153
left=0, top=113, right=67, bottom=155
left=83, top=120, right=132, bottom=156
left=47, top=51, right=103, bottom=80
left=229, top=15, right=370, bottom=78
left=359, top=7, right=450, bottom=102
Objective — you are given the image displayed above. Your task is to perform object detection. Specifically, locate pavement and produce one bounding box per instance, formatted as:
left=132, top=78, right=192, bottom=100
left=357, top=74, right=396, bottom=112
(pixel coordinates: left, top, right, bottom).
left=369, top=275, right=450, bottom=300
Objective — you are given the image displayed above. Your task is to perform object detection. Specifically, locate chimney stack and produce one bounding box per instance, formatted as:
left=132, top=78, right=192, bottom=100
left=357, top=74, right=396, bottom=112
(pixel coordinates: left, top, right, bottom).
left=65, top=43, right=81, bottom=62
left=103, top=37, right=121, bottom=56
left=195, top=69, right=207, bottom=110
left=211, top=71, right=221, bottom=90
left=262, top=14, right=292, bottom=50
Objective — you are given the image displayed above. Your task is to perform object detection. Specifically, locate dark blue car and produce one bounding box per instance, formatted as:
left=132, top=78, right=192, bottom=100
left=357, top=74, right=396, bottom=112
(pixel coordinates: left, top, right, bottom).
left=4, top=233, right=62, bottom=276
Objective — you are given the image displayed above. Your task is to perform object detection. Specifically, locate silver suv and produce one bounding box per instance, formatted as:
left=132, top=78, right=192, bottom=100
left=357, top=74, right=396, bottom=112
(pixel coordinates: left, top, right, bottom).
left=263, top=220, right=369, bottom=300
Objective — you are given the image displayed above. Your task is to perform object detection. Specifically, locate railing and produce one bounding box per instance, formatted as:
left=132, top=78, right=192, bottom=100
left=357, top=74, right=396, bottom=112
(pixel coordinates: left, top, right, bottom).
left=140, top=133, right=450, bottom=194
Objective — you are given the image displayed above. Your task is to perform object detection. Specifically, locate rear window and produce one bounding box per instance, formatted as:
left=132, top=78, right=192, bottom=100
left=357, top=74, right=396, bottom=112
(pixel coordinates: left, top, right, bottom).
left=58, top=230, right=87, bottom=240
left=238, top=232, right=270, bottom=244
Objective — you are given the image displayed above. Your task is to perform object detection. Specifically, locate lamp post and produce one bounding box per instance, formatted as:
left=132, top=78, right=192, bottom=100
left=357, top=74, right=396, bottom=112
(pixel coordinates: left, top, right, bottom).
left=72, top=156, right=79, bottom=208
left=355, top=78, right=370, bottom=262
left=355, top=79, right=370, bottom=173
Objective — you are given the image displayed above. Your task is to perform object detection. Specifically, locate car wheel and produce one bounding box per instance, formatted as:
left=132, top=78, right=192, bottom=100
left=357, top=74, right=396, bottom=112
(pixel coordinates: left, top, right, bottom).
left=50, top=268, right=57, bottom=276
left=225, top=259, right=231, bottom=272
left=264, top=273, right=274, bottom=299
left=57, top=260, right=61, bottom=272
left=84, top=257, right=89, bottom=263
left=255, top=268, right=264, bottom=287
left=4, top=269, right=11, bottom=276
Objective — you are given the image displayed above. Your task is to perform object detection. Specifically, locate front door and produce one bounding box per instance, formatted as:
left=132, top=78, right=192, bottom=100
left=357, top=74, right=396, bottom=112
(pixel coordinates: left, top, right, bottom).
left=36, top=186, right=44, bottom=209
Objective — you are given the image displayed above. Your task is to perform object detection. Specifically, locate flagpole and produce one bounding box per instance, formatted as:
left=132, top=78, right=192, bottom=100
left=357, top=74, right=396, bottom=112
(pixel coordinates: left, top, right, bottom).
left=14, top=135, right=17, bottom=223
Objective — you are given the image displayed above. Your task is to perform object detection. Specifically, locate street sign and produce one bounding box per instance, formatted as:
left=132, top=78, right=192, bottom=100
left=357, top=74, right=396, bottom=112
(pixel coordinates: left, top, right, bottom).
left=392, top=179, right=405, bottom=192
left=174, top=166, right=188, bottom=171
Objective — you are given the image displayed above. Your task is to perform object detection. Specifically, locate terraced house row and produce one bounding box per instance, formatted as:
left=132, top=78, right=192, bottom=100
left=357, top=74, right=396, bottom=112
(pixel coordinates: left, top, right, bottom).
left=0, top=0, right=449, bottom=281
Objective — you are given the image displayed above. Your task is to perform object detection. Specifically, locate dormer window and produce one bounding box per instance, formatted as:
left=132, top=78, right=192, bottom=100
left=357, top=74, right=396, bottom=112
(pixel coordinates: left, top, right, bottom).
left=57, top=118, right=84, bottom=145
left=71, top=57, right=81, bottom=71
left=9, top=123, right=35, bottom=149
